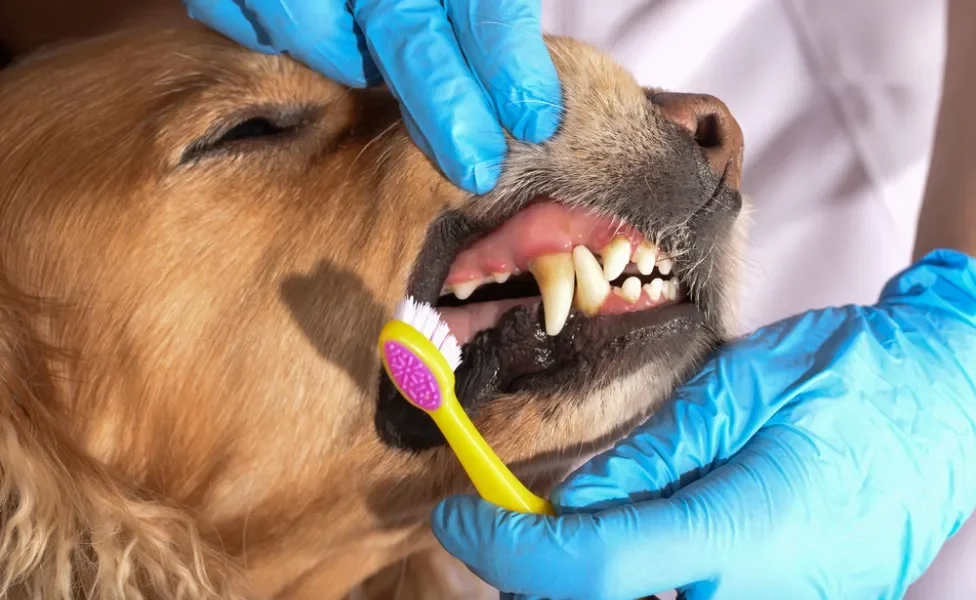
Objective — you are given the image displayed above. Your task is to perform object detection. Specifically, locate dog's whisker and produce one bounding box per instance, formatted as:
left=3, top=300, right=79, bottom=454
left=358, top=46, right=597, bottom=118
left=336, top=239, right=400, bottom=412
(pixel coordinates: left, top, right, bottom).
left=343, top=118, right=403, bottom=186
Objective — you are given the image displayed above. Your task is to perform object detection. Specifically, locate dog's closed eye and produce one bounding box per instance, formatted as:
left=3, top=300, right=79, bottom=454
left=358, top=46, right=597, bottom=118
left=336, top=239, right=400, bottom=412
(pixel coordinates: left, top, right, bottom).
left=180, top=106, right=316, bottom=165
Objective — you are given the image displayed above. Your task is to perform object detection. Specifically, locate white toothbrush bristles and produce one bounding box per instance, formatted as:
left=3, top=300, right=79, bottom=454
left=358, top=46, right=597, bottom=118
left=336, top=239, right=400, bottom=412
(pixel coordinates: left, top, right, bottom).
left=394, top=297, right=463, bottom=372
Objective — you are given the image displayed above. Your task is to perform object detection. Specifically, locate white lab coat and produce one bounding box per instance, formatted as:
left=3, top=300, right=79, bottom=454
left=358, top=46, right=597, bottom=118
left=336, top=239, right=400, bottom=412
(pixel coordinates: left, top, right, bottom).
left=541, top=0, right=975, bottom=598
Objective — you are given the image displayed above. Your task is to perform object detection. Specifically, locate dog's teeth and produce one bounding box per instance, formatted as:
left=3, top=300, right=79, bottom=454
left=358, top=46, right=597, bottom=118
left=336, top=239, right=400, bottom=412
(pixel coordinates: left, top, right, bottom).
left=573, top=246, right=611, bottom=316
left=528, top=253, right=575, bottom=336
left=657, top=257, right=673, bottom=276
left=645, top=278, right=664, bottom=302
left=440, top=285, right=451, bottom=297
left=601, top=237, right=631, bottom=281
left=665, top=279, right=678, bottom=300
left=634, top=243, right=658, bottom=275
left=621, top=277, right=642, bottom=302
left=452, top=280, right=480, bottom=300
left=491, top=272, right=511, bottom=284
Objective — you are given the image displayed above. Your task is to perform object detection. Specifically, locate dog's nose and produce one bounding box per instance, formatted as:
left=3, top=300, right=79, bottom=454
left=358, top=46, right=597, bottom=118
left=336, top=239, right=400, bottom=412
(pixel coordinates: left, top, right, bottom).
left=651, top=92, right=744, bottom=189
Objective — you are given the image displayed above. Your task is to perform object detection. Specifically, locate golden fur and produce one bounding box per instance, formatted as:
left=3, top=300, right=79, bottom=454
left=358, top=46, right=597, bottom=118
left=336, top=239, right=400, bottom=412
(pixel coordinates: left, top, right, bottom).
left=0, top=11, right=745, bottom=600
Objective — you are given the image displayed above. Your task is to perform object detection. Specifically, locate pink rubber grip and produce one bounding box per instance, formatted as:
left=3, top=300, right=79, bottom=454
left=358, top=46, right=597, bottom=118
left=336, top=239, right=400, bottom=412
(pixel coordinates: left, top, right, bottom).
left=383, top=341, right=442, bottom=411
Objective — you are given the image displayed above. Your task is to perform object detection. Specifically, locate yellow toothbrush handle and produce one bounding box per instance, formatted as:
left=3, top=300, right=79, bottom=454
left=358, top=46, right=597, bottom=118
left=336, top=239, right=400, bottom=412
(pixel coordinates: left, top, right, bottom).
left=432, top=390, right=554, bottom=515
left=378, top=320, right=553, bottom=516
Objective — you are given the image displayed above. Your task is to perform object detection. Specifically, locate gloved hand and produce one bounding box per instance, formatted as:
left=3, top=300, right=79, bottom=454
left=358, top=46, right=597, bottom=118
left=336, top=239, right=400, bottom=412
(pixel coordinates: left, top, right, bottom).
left=432, top=249, right=976, bottom=600
left=183, top=0, right=562, bottom=195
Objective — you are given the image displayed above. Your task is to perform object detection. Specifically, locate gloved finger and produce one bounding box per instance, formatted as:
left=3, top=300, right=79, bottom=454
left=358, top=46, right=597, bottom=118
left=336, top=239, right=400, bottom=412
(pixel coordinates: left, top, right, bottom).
left=352, top=0, right=507, bottom=195
left=235, top=0, right=380, bottom=88
left=549, top=382, right=727, bottom=511
left=440, top=431, right=819, bottom=598
left=551, top=357, right=769, bottom=512
left=554, top=309, right=852, bottom=513
left=432, top=494, right=629, bottom=599
left=398, top=99, right=508, bottom=199
left=185, top=0, right=279, bottom=54
left=879, top=249, right=976, bottom=326
left=444, top=0, right=562, bottom=143
left=432, top=493, right=729, bottom=600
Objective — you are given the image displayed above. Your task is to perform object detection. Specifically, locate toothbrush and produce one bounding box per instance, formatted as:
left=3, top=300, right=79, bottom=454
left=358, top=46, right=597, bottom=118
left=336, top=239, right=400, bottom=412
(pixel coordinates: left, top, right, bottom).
left=377, top=297, right=554, bottom=515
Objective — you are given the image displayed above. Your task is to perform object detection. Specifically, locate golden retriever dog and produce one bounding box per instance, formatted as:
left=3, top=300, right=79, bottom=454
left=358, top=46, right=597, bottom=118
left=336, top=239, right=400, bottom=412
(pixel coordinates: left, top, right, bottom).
left=0, top=9, right=746, bottom=600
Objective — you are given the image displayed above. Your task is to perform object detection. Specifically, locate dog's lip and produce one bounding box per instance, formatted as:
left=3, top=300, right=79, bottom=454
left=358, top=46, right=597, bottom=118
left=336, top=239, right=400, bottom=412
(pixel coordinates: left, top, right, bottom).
left=452, top=299, right=706, bottom=405
left=509, top=301, right=705, bottom=391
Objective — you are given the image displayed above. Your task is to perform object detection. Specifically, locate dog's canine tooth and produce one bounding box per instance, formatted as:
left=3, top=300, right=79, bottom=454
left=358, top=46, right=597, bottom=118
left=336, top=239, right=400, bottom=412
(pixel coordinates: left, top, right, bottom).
left=657, top=257, right=673, bottom=276
left=601, top=236, right=631, bottom=281
left=452, top=279, right=481, bottom=300
left=573, top=246, right=611, bottom=316
left=620, top=276, right=642, bottom=302
left=633, top=243, right=658, bottom=275
left=529, top=253, right=576, bottom=336
left=645, top=277, right=664, bottom=301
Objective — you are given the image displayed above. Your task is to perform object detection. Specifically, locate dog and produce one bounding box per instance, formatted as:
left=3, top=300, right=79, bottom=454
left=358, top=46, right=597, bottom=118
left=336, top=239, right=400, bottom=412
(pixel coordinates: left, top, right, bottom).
left=0, top=11, right=746, bottom=599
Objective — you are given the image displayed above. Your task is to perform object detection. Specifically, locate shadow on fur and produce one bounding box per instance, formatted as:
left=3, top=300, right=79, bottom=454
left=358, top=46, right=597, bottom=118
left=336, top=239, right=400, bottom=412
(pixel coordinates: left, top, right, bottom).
left=280, top=260, right=387, bottom=397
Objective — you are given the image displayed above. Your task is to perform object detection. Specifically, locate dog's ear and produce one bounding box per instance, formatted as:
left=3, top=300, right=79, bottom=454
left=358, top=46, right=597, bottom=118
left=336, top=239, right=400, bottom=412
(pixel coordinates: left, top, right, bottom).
left=0, top=275, right=252, bottom=599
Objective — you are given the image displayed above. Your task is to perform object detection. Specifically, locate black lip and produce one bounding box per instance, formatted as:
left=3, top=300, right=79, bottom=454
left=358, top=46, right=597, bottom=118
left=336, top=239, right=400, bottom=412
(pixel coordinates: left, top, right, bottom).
left=454, top=301, right=708, bottom=408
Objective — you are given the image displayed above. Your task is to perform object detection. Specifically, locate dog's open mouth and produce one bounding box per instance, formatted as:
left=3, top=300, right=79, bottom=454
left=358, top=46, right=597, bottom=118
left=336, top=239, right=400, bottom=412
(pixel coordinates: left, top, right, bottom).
left=436, top=200, right=684, bottom=345
left=403, top=197, right=713, bottom=407
left=378, top=177, right=739, bottom=449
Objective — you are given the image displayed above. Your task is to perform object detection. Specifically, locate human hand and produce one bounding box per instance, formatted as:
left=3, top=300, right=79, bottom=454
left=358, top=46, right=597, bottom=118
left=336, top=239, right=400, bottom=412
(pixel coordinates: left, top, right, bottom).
left=432, top=249, right=976, bottom=600
left=183, top=0, right=562, bottom=194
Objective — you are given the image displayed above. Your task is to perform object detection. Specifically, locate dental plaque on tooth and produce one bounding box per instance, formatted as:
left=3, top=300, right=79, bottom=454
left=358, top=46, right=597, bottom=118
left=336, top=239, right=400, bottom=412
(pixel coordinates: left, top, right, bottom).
left=435, top=203, right=684, bottom=345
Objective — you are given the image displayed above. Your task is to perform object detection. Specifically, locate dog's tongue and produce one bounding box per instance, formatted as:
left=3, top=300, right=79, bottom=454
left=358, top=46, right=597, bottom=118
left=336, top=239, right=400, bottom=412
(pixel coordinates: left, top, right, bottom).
left=439, top=298, right=538, bottom=345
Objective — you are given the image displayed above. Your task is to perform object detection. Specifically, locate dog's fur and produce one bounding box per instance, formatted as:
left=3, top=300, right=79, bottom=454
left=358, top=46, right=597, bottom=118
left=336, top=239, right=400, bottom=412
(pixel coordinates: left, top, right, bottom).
left=0, top=11, right=745, bottom=600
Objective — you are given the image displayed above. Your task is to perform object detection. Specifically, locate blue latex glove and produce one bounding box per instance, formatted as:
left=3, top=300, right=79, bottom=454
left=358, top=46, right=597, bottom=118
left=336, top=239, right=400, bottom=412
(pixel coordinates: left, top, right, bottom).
left=183, top=0, right=562, bottom=194
left=432, top=249, right=976, bottom=600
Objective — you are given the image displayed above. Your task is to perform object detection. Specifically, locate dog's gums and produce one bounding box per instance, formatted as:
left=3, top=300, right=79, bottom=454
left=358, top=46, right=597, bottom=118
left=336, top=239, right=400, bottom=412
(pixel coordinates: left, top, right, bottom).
left=437, top=200, right=682, bottom=342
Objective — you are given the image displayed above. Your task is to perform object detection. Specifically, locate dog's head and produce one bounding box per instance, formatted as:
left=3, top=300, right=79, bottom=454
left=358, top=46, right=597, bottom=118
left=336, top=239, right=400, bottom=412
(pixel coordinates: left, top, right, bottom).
left=0, top=15, right=744, bottom=599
